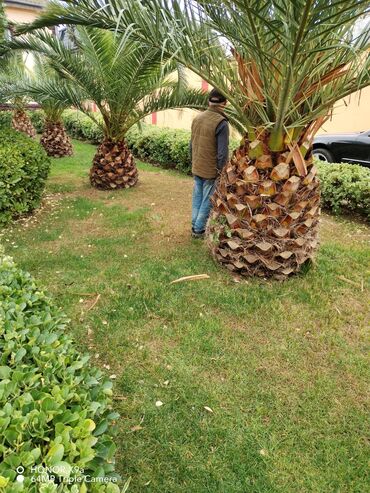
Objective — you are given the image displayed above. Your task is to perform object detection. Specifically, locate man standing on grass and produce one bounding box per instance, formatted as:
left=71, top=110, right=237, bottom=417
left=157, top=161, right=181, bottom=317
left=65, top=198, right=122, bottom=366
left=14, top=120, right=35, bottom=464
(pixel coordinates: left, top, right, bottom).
left=190, top=88, right=229, bottom=239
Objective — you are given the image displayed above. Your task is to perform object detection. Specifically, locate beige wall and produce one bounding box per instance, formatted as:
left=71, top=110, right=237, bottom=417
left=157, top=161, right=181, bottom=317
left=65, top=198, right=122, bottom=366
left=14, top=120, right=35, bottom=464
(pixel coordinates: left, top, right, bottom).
left=143, top=71, right=204, bottom=130
left=320, top=86, right=370, bottom=134
left=5, top=5, right=45, bottom=69
left=5, top=6, right=42, bottom=23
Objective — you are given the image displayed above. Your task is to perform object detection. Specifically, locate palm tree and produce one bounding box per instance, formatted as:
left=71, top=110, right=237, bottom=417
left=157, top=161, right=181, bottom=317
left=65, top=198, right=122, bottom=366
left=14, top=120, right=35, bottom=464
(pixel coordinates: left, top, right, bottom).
left=11, top=25, right=209, bottom=189
left=2, top=53, right=73, bottom=156
left=21, top=0, right=370, bottom=277
left=0, top=50, right=37, bottom=137
left=0, top=2, right=8, bottom=75
left=1, top=10, right=36, bottom=135
left=32, top=55, right=73, bottom=157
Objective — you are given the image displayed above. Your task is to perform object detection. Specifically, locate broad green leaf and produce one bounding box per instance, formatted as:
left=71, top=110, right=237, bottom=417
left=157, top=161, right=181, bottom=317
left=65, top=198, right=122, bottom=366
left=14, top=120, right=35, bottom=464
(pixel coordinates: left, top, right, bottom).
left=52, top=461, right=72, bottom=478
left=45, top=443, right=64, bottom=466
left=0, top=476, right=9, bottom=487
left=14, top=347, right=27, bottom=363
left=0, top=366, right=11, bottom=379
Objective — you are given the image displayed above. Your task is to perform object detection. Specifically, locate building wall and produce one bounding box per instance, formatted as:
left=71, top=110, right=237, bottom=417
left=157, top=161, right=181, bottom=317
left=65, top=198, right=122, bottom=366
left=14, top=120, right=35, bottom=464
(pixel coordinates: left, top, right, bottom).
left=4, top=6, right=41, bottom=23
left=320, top=86, right=370, bottom=134
left=4, top=3, right=46, bottom=69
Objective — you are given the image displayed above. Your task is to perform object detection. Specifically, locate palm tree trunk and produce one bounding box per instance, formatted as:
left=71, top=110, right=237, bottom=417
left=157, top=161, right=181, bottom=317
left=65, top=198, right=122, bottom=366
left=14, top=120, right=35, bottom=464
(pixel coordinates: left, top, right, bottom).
left=90, top=139, right=138, bottom=190
left=11, top=109, right=36, bottom=138
left=40, top=120, right=73, bottom=157
left=208, top=135, right=320, bottom=279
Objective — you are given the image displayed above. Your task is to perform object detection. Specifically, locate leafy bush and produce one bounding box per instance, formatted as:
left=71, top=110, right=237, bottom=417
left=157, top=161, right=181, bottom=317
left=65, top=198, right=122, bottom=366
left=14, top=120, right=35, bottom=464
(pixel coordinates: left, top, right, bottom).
left=0, top=129, right=50, bottom=226
left=0, top=110, right=12, bottom=129
left=126, top=124, right=240, bottom=174
left=0, top=249, right=122, bottom=492
left=29, top=110, right=46, bottom=133
left=316, top=162, right=370, bottom=219
left=126, top=125, right=192, bottom=172
left=63, top=110, right=104, bottom=144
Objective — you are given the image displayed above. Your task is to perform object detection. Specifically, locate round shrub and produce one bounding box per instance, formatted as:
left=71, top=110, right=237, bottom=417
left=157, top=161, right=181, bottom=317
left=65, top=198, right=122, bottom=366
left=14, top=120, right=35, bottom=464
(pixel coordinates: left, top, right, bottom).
left=0, top=128, right=51, bottom=226
left=316, top=162, right=370, bottom=219
left=0, top=249, right=122, bottom=492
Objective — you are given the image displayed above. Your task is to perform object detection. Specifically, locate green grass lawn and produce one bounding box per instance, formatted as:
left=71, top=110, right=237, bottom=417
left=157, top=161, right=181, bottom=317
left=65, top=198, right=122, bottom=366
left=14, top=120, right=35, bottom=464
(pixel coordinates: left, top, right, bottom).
left=2, top=140, right=369, bottom=492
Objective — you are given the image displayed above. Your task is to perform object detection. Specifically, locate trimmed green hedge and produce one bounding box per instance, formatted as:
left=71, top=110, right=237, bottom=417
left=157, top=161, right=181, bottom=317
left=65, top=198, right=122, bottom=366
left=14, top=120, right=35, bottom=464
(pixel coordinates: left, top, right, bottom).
left=0, top=128, right=50, bottom=226
left=30, top=110, right=45, bottom=133
left=63, top=110, right=104, bottom=144
left=0, top=248, right=122, bottom=492
left=126, top=124, right=199, bottom=174
left=316, top=162, right=370, bottom=219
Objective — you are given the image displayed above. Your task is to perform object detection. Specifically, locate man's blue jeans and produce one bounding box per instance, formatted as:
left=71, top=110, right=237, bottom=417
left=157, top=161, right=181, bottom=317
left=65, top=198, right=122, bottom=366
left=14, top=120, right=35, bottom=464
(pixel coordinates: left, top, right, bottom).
left=192, top=175, right=216, bottom=234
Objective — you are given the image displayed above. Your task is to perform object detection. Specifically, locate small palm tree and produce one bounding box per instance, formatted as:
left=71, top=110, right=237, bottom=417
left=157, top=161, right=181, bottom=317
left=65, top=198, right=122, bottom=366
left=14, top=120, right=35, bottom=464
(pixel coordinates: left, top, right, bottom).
left=33, top=56, right=73, bottom=157
left=22, top=0, right=370, bottom=276
left=0, top=51, right=36, bottom=137
left=2, top=53, right=73, bottom=156
left=12, top=25, right=209, bottom=189
left=0, top=2, right=9, bottom=76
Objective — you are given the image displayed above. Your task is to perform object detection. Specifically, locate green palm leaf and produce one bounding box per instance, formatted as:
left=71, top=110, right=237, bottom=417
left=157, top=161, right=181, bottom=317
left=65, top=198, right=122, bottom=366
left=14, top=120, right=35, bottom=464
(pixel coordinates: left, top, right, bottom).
left=10, top=24, right=209, bottom=140
left=20, top=0, right=370, bottom=148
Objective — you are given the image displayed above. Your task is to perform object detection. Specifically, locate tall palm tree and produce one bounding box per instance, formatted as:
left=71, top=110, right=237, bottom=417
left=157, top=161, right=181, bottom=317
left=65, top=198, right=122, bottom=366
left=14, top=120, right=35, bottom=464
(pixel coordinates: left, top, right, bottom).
left=21, top=0, right=370, bottom=277
left=11, top=25, right=210, bottom=189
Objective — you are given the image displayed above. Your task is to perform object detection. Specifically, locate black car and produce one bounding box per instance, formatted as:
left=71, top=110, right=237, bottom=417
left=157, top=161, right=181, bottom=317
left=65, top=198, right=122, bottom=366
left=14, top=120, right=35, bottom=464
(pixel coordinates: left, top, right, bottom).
left=313, top=130, right=370, bottom=167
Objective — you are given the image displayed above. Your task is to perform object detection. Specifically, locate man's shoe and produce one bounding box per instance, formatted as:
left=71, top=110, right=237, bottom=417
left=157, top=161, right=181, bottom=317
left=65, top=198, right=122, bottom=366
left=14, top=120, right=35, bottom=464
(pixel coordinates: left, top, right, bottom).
left=192, top=229, right=205, bottom=239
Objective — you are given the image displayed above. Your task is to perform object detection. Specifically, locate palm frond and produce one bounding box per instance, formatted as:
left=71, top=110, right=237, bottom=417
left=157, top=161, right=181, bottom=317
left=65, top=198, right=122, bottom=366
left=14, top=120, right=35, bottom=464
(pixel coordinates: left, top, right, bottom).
left=21, top=0, right=370, bottom=149
left=10, top=22, right=210, bottom=140
left=0, top=47, right=34, bottom=108
left=127, top=87, right=208, bottom=129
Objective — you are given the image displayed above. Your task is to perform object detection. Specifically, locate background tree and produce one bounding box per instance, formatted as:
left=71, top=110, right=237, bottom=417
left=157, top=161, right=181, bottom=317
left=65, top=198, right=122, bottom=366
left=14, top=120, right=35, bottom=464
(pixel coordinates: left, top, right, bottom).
left=0, top=1, right=8, bottom=76
left=23, top=0, right=370, bottom=276
left=30, top=56, right=73, bottom=157
left=0, top=52, right=37, bottom=138
left=1, top=8, right=37, bottom=135
left=12, top=25, right=210, bottom=190
left=2, top=53, right=73, bottom=156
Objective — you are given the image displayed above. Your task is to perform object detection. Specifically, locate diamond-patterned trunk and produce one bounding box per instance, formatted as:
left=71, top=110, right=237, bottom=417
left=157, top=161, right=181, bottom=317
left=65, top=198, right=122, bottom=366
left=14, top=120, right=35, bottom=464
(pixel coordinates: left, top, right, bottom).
left=207, top=139, right=320, bottom=279
left=11, top=110, right=36, bottom=138
left=90, top=139, right=138, bottom=190
left=40, top=120, right=73, bottom=157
